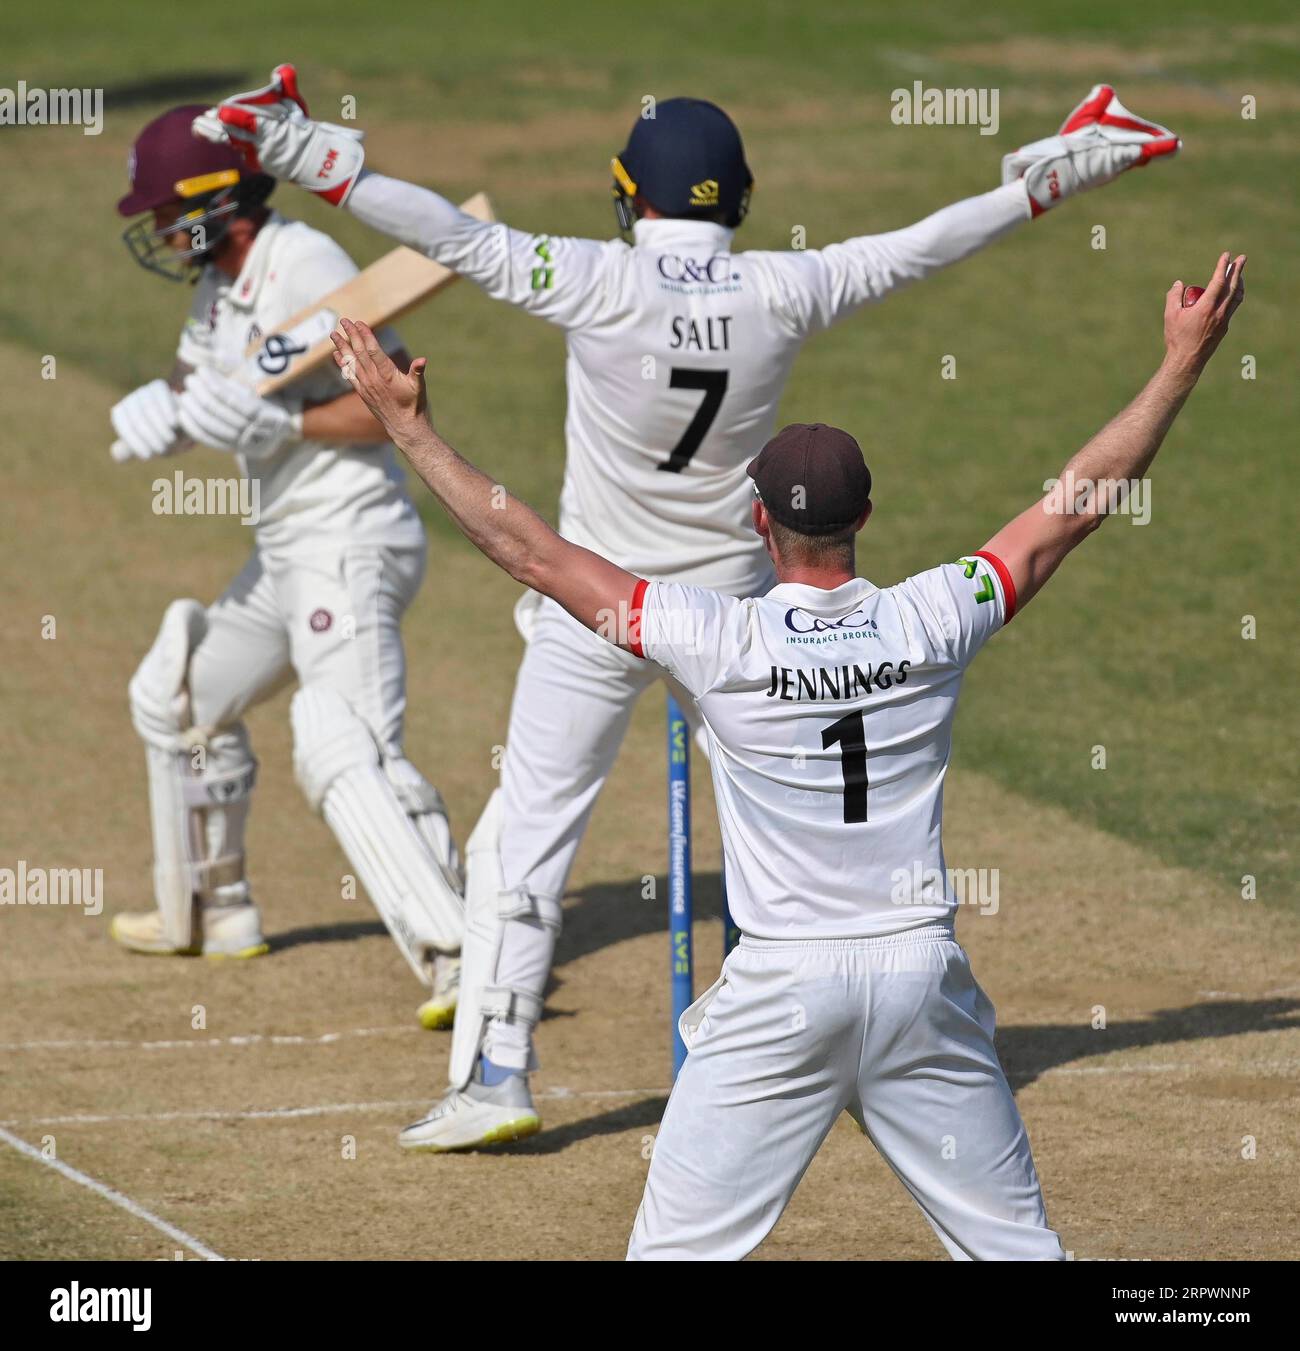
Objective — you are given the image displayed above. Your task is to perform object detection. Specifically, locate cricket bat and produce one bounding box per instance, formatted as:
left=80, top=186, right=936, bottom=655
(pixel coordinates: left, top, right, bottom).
left=111, top=192, right=494, bottom=462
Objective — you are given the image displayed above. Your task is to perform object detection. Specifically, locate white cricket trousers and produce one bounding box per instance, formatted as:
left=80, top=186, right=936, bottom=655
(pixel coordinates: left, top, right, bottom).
left=498, top=594, right=700, bottom=899
left=188, top=541, right=425, bottom=752
left=471, top=595, right=700, bottom=1071
left=628, top=925, right=1065, bottom=1261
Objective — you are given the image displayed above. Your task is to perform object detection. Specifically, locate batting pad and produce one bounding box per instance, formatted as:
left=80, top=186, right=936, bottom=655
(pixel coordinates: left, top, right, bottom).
left=130, top=598, right=211, bottom=947
left=291, top=685, right=463, bottom=981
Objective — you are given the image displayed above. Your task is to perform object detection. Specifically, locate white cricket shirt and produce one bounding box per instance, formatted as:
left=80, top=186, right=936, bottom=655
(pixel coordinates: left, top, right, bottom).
left=348, top=174, right=1029, bottom=595
left=177, top=212, right=422, bottom=553
left=632, top=552, right=1017, bottom=938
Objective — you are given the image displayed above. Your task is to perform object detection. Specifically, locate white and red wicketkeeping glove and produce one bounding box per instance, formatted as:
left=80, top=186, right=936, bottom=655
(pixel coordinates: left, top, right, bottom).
left=1002, top=85, right=1180, bottom=217
left=192, top=63, right=364, bottom=206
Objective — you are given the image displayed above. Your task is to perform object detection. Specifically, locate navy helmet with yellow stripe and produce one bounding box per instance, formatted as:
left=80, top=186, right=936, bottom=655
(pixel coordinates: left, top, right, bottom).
left=118, top=105, right=274, bottom=281
left=612, top=97, right=752, bottom=232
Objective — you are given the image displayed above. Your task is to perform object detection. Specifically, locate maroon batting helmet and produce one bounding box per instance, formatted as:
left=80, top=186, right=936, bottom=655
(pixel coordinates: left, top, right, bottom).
left=118, top=105, right=273, bottom=281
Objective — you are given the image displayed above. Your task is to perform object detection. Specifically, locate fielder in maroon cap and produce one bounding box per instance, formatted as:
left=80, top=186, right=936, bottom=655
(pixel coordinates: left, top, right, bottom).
left=748, top=420, right=872, bottom=529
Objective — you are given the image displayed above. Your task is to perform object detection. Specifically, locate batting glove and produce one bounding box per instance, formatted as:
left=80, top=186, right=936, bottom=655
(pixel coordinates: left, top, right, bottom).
left=110, top=378, right=188, bottom=461
left=1002, top=85, right=1180, bottom=217
left=193, top=63, right=364, bottom=206
left=178, top=367, right=303, bottom=461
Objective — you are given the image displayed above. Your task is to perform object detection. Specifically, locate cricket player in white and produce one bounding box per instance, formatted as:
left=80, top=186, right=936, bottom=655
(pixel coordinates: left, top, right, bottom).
left=332, top=246, right=1245, bottom=1257
left=108, top=106, right=463, bottom=1029
left=200, top=66, right=1182, bottom=1147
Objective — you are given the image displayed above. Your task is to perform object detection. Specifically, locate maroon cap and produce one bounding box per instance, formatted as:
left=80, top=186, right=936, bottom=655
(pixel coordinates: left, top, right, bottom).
left=746, top=423, right=872, bottom=535
left=117, top=105, right=246, bottom=217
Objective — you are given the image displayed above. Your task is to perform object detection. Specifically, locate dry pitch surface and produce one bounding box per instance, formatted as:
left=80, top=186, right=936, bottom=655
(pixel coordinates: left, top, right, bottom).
left=2, top=338, right=1297, bottom=1261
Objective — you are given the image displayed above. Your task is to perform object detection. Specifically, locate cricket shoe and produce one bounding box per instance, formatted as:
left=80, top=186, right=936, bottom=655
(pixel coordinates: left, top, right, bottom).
left=400, top=1071, right=540, bottom=1152
left=416, top=953, right=461, bottom=1030
left=110, top=902, right=269, bottom=959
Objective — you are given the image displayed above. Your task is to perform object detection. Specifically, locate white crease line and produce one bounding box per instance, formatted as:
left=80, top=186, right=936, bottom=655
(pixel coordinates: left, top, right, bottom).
left=0, top=1026, right=418, bottom=1053
left=4, top=1101, right=430, bottom=1127
left=1, top=1087, right=663, bottom=1129
left=1198, top=987, right=1300, bottom=999
left=0, top=1124, right=225, bottom=1261
left=1043, top=1064, right=1188, bottom=1076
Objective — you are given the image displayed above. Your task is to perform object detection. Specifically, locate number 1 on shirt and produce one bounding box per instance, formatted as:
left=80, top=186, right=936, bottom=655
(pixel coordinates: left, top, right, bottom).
left=822, top=709, right=869, bottom=823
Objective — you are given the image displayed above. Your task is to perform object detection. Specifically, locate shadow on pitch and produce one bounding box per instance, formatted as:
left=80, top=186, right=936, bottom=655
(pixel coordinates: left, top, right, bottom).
left=556, top=871, right=729, bottom=969
left=506, top=1093, right=670, bottom=1156
left=273, top=880, right=1299, bottom=1150
left=516, top=999, right=1300, bottom=1153
left=268, top=918, right=388, bottom=953
left=266, top=868, right=715, bottom=965
left=102, top=72, right=250, bottom=111
left=556, top=880, right=1300, bottom=1099
left=996, top=997, right=1300, bottom=1093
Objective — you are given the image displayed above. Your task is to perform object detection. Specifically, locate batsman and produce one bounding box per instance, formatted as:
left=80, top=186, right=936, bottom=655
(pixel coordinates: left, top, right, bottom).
left=108, top=106, right=464, bottom=1029
left=200, top=66, right=1180, bottom=1150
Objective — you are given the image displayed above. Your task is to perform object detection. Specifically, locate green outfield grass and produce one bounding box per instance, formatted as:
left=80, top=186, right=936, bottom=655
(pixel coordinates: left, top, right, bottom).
left=2, top=0, right=1296, bottom=903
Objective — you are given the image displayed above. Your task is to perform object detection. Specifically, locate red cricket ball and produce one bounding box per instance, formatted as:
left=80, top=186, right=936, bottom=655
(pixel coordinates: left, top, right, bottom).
left=1182, top=285, right=1206, bottom=308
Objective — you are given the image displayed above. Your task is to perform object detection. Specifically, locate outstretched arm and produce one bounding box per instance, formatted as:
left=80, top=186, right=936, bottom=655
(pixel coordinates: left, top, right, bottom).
left=982, top=252, right=1246, bottom=614
left=345, top=171, right=501, bottom=266
left=341, top=172, right=609, bottom=328
left=330, top=318, right=641, bottom=643
left=762, top=85, right=1180, bottom=336
left=764, top=182, right=1030, bottom=333
left=194, top=63, right=610, bottom=328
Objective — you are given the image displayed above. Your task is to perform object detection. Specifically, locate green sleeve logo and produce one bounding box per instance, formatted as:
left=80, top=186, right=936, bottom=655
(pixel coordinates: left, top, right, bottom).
left=953, top=557, right=994, bottom=604
left=531, top=237, right=554, bottom=290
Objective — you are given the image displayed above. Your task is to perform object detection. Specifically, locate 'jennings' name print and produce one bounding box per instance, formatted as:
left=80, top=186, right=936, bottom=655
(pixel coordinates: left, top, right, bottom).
left=766, top=662, right=911, bottom=701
